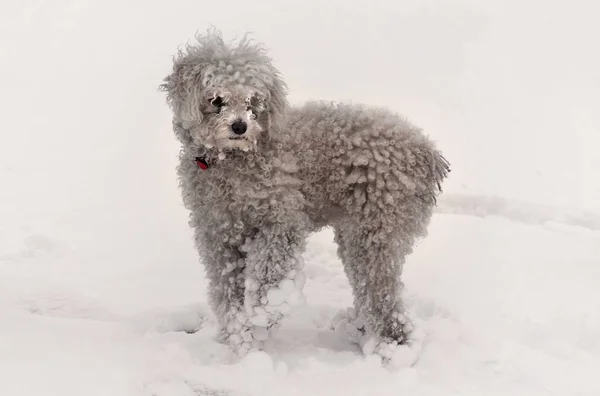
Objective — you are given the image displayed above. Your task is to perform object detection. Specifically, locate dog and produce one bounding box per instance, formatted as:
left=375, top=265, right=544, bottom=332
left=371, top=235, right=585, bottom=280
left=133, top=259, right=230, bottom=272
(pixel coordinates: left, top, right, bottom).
left=159, top=30, right=449, bottom=359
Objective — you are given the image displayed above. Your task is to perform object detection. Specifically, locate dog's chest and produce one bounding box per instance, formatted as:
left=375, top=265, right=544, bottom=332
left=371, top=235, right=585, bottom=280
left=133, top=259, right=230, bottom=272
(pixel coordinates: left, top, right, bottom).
left=190, top=166, right=265, bottom=213
left=182, top=151, right=306, bottom=228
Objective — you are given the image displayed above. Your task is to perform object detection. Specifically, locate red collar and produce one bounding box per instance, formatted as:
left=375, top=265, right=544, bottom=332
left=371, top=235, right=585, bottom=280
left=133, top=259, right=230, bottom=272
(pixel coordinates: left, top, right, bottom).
left=195, top=157, right=210, bottom=170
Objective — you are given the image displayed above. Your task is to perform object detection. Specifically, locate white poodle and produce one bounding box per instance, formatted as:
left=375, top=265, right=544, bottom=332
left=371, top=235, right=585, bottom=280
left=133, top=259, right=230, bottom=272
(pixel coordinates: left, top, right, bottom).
left=159, top=30, right=450, bottom=360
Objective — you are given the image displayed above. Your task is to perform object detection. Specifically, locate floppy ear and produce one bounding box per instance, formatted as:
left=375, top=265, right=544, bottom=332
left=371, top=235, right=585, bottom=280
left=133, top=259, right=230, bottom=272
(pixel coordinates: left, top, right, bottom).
left=160, top=61, right=208, bottom=146
left=264, top=68, right=288, bottom=130
left=159, top=59, right=207, bottom=124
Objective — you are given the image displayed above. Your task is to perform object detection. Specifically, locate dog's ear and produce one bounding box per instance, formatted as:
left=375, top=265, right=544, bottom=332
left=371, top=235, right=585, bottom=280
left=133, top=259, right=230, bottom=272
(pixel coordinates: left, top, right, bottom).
left=264, top=68, right=289, bottom=131
left=159, top=59, right=206, bottom=124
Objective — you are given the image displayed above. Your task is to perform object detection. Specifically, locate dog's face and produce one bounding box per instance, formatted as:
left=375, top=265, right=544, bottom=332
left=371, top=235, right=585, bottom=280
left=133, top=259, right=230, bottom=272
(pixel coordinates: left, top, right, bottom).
left=160, top=31, right=288, bottom=151
left=188, top=87, right=269, bottom=151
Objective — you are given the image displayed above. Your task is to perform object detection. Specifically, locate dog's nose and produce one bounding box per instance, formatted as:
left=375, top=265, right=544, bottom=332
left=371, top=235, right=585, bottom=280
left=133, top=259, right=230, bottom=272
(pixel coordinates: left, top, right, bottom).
left=231, top=120, right=247, bottom=135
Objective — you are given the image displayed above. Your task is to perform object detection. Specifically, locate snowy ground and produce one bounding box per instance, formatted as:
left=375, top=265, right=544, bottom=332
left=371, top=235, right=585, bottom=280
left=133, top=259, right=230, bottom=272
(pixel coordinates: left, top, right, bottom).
left=1, top=0, right=600, bottom=395
left=1, top=200, right=599, bottom=396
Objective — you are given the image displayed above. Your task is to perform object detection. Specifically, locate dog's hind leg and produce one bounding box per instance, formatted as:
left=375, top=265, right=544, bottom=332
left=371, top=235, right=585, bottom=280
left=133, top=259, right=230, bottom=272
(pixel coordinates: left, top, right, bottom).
left=334, top=220, right=413, bottom=346
left=330, top=201, right=437, bottom=365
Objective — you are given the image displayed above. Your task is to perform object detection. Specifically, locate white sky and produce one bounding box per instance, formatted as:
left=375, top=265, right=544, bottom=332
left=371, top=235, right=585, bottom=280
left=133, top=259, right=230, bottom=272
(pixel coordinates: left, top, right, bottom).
left=1, top=0, right=599, bottom=215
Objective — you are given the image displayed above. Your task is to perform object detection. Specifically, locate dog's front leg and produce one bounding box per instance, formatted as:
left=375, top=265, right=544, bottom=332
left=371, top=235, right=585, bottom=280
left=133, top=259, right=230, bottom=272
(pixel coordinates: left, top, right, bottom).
left=197, top=237, right=248, bottom=345
left=233, top=225, right=307, bottom=354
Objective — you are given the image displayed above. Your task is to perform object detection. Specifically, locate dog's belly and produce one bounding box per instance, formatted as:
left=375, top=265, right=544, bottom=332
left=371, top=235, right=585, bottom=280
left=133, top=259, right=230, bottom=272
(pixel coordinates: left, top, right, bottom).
left=295, top=164, right=355, bottom=229
left=301, top=188, right=346, bottom=229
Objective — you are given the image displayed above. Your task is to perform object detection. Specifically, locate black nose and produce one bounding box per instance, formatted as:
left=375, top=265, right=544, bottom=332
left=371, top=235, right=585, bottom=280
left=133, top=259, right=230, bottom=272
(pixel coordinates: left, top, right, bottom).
left=231, top=120, right=247, bottom=135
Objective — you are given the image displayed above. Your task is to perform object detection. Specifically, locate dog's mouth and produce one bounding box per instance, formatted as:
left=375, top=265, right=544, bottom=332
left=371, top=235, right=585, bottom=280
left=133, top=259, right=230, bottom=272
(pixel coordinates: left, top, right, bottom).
left=228, top=136, right=245, bottom=140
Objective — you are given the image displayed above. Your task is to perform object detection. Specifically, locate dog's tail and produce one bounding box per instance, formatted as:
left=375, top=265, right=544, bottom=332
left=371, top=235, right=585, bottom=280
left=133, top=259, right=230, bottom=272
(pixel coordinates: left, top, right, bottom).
left=430, top=150, right=451, bottom=204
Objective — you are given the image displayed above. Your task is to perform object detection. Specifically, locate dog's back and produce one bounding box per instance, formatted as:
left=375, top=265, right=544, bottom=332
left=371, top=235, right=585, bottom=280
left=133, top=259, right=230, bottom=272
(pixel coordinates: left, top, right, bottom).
left=278, top=101, right=449, bottom=229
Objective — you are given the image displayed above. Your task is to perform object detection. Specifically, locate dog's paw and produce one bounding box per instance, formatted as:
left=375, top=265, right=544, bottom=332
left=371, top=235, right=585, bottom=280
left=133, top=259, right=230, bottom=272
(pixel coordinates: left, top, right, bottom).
left=360, top=313, right=422, bottom=369
left=224, top=304, right=285, bottom=357
left=225, top=321, right=281, bottom=357
left=330, top=307, right=366, bottom=344
left=359, top=336, right=420, bottom=368
left=381, top=310, right=414, bottom=345
left=264, top=269, right=307, bottom=308
left=225, top=268, right=307, bottom=356
left=244, top=269, right=307, bottom=326
left=331, top=307, right=421, bottom=368
left=226, top=326, right=263, bottom=356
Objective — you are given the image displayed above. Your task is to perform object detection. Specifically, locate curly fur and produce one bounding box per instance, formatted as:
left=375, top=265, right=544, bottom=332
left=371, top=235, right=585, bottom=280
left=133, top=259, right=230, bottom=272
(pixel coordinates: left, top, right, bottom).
left=160, top=30, right=450, bottom=357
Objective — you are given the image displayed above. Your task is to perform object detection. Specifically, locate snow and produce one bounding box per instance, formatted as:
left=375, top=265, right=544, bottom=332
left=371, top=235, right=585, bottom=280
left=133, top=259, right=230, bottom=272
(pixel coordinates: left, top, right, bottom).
left=1, top=0, right=600, bottom=395
left=2, top=209, right=599, bottom=395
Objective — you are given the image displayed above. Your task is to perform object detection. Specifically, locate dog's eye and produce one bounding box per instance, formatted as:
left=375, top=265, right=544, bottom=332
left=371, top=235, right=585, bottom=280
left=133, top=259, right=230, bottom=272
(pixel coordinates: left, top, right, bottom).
left=247, top=101, right=265, bottom=115
left=247, top=106, right=259, bottom=119
left=211, top=96, right=224, bottom=108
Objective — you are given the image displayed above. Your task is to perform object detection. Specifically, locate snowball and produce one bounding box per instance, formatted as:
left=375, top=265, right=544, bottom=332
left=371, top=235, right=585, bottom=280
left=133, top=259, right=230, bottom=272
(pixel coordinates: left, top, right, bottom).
left=250, top=313, right=268, bottom=327
left=236, top=312, right=247, bottom=323
left=334, top=318, right=362, bottom=343
left=242, top=329, right=253, bottom=342
left=332, top=318, right=346, bottom=334
left=268, top=323, right=282, bottom=337
left=244, top=304, right=255, bottom=317
left=389, top=345, right=418, bottom=369
left=392, top=312, right=406, bottom=323
left=360, top=336, right=378, bottom=356
left=354, top=318, right=365, bottom=330
left=226, top=320, right=235, bottom=334
left=237, top=341, right=252, bottom=357
left=254, top=306, right=267, bottom=316
left=252, top=326, right=269, bottom=341
left=251, top=339, right=261, bottom=350
left=229, top=334, right=242, bottom=346
left=344, top=322, right=359, bottom=338
left=377, top=342, right=395, bottom=360
left=279, top=278, right=295, bottom=295
left=286, top=290, right=303, bottom=306
left=329, top=309, right=349, bottom=331
left=266, top=288, right=285, bottom=306
left=279, top=302, right=291, bottom=315
left=240, top=341, right=251, bottom=351
left=264, top=304, right=278, bottom=314
left=294, top=271, right=306, bottom=290
left=234, top=321, right=242, bottom=332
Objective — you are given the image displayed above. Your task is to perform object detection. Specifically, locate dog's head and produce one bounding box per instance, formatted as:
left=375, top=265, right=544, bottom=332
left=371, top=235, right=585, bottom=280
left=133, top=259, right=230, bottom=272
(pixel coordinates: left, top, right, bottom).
left=160, top=30, right=288, bottom=151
